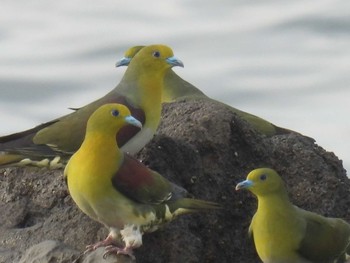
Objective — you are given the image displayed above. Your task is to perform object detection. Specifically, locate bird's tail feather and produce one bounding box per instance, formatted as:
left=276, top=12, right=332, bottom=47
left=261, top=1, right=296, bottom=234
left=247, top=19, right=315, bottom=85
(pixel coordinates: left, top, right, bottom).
left=168, top=198, right=221, bottom=217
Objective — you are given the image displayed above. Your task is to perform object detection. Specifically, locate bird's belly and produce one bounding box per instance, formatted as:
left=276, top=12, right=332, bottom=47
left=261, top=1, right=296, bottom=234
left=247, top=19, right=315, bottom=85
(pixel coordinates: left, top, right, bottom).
left=75, top=189, right=157, bottom=229
left=254, top=221, right=306, bottom=263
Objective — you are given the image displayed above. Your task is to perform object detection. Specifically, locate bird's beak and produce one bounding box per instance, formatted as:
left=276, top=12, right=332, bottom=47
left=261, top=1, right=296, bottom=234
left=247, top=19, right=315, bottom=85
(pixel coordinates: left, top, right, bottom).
left=116, top=57, right=131, bottom=67
left=235, top=180, right=253, bottom=191
left=125, top=116, right=142, bottom=129
left=166, top=56, right=184, bottom=68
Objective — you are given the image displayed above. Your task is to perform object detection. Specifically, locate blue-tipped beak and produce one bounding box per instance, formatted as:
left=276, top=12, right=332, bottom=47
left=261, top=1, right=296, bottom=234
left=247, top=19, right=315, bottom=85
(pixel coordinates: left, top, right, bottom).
left=166, top=56, right=184, bottom=68
left=116, top=57, right=131, bottom=67
left=235, top=180, right=253, bottom=191
left=125, top=116, right=142, bottom=129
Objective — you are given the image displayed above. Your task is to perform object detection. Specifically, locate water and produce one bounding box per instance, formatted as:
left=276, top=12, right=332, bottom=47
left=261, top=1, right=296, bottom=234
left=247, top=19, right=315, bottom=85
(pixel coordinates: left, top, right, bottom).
left=0, top=0, right=349, bottom=172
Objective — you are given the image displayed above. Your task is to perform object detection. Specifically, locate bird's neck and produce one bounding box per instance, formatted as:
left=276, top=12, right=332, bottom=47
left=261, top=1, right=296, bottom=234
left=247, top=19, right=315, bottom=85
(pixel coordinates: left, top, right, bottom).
left=120, top=69, right=163, bottom=109
left=257, top=190, right=293, bottom=215
left=138, top=73, right=163, bottom=103
left=131, top=71, right=163, bottom=131
left=79, top=131, right=122, bottom=166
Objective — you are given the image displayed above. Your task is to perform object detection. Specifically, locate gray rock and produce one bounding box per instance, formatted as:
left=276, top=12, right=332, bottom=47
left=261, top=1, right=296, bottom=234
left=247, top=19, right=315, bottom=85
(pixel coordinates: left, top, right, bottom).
left=0, top=99, right=349, bottom=263
left=18, top=240, right=78, bottom=263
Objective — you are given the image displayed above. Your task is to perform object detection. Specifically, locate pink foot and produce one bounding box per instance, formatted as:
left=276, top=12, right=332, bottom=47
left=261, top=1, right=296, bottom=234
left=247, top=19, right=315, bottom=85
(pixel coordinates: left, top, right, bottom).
left=103, top=245, right=135, bottom=260
left=84, top=234, right=116, bottom=254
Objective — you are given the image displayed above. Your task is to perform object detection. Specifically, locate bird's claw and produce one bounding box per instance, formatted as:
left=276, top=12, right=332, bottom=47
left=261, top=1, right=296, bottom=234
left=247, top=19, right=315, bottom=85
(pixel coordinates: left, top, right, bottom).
left=103, top=245, right=135, bottom=260
left=83, top=236, right=115, bottom=255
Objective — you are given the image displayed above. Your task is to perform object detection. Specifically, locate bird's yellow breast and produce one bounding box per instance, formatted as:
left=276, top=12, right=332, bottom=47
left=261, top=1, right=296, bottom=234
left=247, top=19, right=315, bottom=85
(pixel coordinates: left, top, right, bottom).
left=65, top=134, right=122, bottom=220
left=252, top=198, right=306, bottom=262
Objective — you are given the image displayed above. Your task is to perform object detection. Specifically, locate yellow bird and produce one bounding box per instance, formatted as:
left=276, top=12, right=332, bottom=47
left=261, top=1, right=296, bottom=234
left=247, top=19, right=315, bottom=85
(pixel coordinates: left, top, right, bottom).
left=116, top=46, right=297, bottom=137
left=64, top=103, right=220, bottom=259
left=236, top=168, right=350, bottom=263
left=0, top=44, right=183, bottom=168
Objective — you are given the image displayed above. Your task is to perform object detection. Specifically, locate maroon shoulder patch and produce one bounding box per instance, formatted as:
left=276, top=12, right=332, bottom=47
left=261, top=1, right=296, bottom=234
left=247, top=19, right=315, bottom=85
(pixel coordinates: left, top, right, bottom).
left=111, top=154, right=155, bottom=203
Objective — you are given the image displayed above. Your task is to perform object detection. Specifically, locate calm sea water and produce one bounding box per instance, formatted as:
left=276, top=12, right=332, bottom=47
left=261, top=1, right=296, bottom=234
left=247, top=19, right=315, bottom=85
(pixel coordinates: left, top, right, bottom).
left=0, top=0, right=349, bottom=172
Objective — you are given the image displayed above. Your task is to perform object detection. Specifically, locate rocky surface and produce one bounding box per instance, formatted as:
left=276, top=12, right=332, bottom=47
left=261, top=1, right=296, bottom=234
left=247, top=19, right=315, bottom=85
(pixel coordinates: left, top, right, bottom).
left=0, top=99, right=349, bottom=263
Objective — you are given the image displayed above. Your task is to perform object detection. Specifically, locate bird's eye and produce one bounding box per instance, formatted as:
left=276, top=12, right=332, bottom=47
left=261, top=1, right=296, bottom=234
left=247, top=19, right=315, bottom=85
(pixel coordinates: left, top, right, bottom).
left=111, top=109, right=119, bottom=117
left=153, top=51, right=160, bottom=58
left=260, top=174, right=267, bottom=181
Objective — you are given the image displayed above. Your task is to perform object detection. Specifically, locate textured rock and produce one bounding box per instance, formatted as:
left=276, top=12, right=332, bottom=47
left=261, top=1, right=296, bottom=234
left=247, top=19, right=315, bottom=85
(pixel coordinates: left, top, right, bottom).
left=0, top=99, right=349, bottom=263
left=18, top=240, right=79, bottom=263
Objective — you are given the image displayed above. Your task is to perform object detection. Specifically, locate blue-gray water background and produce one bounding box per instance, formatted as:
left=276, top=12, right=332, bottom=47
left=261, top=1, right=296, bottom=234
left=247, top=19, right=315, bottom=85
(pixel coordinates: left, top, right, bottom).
left=0, top=0, right=349, bottom=173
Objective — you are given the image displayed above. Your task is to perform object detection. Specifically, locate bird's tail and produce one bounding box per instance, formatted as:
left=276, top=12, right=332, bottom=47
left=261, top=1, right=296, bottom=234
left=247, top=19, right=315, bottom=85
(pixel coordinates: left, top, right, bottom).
left=168, top=198, right=221, bottom=217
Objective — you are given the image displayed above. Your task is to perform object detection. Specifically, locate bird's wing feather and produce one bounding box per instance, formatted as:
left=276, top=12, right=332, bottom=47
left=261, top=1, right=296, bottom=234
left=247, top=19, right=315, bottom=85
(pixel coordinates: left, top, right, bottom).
left=111, top=154, right=177, bottom=205
left=297, top=208, right=350, bottom=261
left=0, top=93, right=145, bottom=159
left=0, top=120, right=58, bottom=145
left=0, top=120, right=63, bottom=159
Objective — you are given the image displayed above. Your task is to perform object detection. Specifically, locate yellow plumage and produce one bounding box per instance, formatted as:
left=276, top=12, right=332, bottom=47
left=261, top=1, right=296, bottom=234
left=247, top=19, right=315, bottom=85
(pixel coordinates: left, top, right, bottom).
left=65, top=103, right=220, bottom=259
left=65, top=105, right=133, bottom=224
left=236, top=168, right=350, bottom=263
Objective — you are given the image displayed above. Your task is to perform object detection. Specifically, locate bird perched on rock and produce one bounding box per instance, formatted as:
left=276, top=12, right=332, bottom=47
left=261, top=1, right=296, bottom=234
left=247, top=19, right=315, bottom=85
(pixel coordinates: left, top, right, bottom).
left=235, top=168, right=350, bottom=263
left=0, top=44, right=183, bottom=168
left=64, top=103, right=220, bottom=259
left=116, top=46, right=305, bottom=137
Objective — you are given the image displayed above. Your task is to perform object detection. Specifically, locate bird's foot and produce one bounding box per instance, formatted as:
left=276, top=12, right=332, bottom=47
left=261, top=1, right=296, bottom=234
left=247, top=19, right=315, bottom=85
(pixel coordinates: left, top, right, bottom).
left=84, top=234, right=115, bottom=254
left=103, top=245, right=135, bottom=260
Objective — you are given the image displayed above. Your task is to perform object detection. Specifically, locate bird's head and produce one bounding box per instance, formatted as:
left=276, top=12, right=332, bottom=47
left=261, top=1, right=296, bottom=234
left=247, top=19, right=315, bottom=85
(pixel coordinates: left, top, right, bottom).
left=86, top=103, right=142, bottom=135
left=125, top=44, right=184, bottom=76
left=116, top=46, right=145, bottom=67
left=235, top=168, right=285, bottom=197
